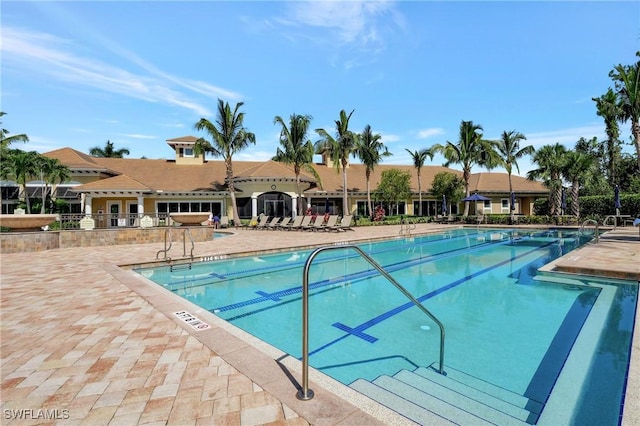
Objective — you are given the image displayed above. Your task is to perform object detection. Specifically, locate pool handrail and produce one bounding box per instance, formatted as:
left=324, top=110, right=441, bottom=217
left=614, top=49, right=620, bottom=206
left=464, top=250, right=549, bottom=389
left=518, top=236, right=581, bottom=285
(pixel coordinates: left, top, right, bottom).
left=156, top=229, right=173, bottom=260
left=580, top=219, right=600, bottom=243
left=297, top=244, right=446, bottom=401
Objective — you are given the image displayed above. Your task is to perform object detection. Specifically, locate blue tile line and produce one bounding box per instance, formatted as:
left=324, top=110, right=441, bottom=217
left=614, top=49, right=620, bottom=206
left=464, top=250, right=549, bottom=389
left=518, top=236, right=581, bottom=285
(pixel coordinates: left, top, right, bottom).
left=332, top=322, right=378, bottom=343
left=164, top=229, right=519, bottom=290
left=212, top=236, right=513, bottom=314
left=255, top=291, right=281, bottom=301
left=306, top=240, right=557, bottom=356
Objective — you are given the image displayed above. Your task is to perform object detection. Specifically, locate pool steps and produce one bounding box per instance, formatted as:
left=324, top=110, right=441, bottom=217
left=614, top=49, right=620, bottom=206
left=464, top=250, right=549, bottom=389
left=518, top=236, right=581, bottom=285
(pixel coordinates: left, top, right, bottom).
left=351, top=366, right=539, bottom=425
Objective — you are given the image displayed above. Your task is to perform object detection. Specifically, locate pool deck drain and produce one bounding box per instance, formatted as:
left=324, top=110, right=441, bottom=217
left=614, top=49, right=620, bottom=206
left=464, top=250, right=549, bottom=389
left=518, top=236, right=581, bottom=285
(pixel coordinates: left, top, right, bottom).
left=1, top=224, right=638, bottom=425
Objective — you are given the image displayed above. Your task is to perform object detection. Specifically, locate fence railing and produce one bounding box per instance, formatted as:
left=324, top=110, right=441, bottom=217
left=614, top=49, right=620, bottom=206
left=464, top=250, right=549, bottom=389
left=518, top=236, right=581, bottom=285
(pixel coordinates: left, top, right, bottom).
left=57, top=213, right=176, bottom=230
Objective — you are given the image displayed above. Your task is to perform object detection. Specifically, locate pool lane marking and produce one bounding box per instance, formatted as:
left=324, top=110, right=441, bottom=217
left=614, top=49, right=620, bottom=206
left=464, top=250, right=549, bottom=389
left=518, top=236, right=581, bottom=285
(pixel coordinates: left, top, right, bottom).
left=163, top=229, right=520, bottom=289
left=212, top=237, right=512, bottom=314
left=308, top=240, right=557, bottom=357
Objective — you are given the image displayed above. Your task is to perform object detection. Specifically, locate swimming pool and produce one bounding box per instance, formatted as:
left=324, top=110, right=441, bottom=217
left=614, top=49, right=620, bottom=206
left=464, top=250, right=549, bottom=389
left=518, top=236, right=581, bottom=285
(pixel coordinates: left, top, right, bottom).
left=135, top=228, right=637, bottom=425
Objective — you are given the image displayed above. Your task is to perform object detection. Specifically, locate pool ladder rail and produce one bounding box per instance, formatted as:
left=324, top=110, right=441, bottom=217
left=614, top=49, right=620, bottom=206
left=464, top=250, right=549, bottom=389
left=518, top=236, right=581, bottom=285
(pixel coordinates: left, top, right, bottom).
left=579, top=219, right=600, bottom=244
left=297, top=244, right=446, bottom=401
left=156, top=228, right=195, bottom=270
left=399, top=218, right=416, bottom=236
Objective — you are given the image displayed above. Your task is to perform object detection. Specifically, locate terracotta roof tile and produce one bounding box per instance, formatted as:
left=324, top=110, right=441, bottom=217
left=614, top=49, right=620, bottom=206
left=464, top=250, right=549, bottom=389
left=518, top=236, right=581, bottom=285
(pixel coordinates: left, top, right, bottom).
left=45, top=147, right=547, bottom=196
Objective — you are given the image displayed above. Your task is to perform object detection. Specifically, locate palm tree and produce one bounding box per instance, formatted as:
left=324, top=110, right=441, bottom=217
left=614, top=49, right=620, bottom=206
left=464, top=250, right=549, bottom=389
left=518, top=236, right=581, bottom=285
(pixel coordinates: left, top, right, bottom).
left=353, top=125, right=391, bottom=218
left=433, top=120, right=498, bottom=216
left=315, top=109, right=357, bottom=215
left=194, top=99, right=256, bottom=223
left=37, top=156, right=70, bottom=213
left=405, top=148, right=433, bottom=216
left=527, top=143, right=567, bottom=216
left=89, top=140, right=130, bottom=158
left=5, top=150, right=40, bottom=213
left=562, top=151, right=595, bottom=217
left=272, top=113, right=318, bottom=216
left=0, top=112, right=29, bottom=152
left=495, top=130, right=534, bottom=221
left=609, top=51, right=640, bottom=173
left=592, top=88, right=622, bottom=184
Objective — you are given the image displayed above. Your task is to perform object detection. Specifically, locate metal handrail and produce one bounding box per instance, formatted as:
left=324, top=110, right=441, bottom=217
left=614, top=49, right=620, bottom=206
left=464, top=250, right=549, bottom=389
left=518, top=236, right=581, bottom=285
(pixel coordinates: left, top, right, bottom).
left=156, top=229, right=173, bottom=260
left=580, top=219, right=600, bottom=243
left=297, top=244, right=446, bottom=401
left=183, top=228, right=195, bottom=259
left=399, top=218, right=416, bottom=236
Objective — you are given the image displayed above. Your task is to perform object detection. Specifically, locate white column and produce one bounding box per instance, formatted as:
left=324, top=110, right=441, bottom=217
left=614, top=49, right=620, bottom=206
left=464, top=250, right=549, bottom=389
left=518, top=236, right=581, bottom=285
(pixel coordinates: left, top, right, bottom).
left=137, top=196, right=144, bottom=217
left=291, top=196, right=298, bottom=218
left=251, top=196, right=258, bottom=217
left=85, top=195, right=93, bottom=215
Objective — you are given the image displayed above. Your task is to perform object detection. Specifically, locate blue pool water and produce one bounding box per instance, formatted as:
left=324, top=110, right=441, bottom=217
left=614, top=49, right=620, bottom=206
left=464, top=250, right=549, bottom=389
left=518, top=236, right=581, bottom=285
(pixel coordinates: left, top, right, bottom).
left=136, top=228, right=637, bottom=425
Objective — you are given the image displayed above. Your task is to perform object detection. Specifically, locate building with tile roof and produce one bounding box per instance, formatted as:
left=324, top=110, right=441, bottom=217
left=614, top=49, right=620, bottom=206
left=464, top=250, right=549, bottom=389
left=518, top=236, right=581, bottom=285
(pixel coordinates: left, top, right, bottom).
left=2, top=137, right=548, bottom=224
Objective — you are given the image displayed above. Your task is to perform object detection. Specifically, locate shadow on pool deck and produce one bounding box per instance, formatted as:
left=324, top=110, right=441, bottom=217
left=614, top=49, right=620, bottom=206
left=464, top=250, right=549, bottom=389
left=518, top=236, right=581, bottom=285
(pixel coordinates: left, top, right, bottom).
left=1, top=224, right=638, bottom=425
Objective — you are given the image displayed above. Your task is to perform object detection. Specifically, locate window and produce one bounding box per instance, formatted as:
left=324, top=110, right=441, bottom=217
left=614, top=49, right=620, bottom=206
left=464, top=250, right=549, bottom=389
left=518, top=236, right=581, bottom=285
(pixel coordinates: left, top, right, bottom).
left=184, top=148, right=194, bottom=157
left=501, top=199, right=510, bottom=213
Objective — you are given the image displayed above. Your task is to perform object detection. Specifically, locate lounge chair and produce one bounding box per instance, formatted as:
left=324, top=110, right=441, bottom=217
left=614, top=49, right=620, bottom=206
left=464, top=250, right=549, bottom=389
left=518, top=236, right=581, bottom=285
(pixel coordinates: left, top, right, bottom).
left=219, top=216, right=229, bottom=228
left=263, top=216, right=281, bottom=230
left=253, top=215, right=270, bottom=230
left=291, top=215, right=312, bottom=231
left=335, top=215, right=354, bottom=231
left=283, top=215, right=303, bottom=230
left=303, top=215, right=325, bottom=231
left=274, top=217, right=291, bottom=230
left=322, top=215, right=340, bottom=231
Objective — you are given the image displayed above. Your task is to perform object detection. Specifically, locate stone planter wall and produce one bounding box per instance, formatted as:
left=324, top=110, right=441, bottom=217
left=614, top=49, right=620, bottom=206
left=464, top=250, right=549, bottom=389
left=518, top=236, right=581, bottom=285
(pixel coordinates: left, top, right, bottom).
left=1, top=226, right=217, bottom=253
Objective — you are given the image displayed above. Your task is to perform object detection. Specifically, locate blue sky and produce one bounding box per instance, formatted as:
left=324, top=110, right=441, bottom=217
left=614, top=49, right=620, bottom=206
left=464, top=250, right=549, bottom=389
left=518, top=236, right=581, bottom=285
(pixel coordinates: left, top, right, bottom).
left=2, top=1, right=639, bottom=177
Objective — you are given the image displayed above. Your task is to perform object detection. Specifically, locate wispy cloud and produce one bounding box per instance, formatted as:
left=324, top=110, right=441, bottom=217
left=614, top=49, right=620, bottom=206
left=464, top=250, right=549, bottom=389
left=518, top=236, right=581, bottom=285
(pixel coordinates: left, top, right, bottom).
left=416, top=128, right=446, bottom=139
left=270, top=1, right=404, bottom=69
left=121, top=134, right=156, bottom=140
left=525, top=124, right=605, bottom=149
left=1, top=26, right=241, bottom=117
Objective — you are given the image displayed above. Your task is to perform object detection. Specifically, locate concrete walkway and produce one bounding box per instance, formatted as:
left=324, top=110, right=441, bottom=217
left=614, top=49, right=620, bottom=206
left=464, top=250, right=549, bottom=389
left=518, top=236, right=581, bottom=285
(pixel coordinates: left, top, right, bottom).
left=1, top=224, right=638, bottom=425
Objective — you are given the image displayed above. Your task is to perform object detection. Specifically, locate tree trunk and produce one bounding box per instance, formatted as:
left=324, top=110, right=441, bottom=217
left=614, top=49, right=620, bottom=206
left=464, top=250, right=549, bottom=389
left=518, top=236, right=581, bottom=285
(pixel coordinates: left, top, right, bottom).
left=508, top=174, right=513, bottom=223
left=418, top=169, right=422, bottom=216
left=571, top=181, right=580, bottom=217
left=341, top=159, right=349, bottom=216
left=633, top=120, right=640, bottom=173
left=463, top=168, right=471, bottom=216
left=225, top=160, right=240, bottom=224
left=366, top=169, right=372, bottom=219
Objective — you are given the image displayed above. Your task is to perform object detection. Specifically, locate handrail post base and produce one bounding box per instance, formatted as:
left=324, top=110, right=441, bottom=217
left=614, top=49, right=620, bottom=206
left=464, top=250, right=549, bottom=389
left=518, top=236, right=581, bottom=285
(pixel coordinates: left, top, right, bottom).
left=296, top=389, right=314, bottom=401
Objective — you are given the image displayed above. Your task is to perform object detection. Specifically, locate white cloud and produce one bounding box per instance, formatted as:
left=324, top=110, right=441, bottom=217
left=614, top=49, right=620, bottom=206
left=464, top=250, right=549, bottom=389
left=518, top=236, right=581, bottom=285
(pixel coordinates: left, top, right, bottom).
left=380, top=132, right=400, bottom=143
left=524, top=124, right=605, bottom=149
left=1, top=26, right=241, bottom=117
left=121, top=134, right=156, bottom=140
left=417, top=128, right=446, bottom=139
left=272, top=1, right=404, bottom=69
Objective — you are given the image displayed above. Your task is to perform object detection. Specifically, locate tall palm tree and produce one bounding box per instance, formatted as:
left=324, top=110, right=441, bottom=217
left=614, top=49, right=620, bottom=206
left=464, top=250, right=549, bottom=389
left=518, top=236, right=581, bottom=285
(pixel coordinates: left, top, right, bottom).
left=194, top=99, right=255, bottom=223
left=433, top=120, right=498, bottom=216
left=592, top=88, right=622, bottom=184
left=527, top=143, right=567, bottom=216
left=495, top=130, right=534, bottom=221
left=354, top=125, right=391, bottom=218
left=315, top=109, right=357, bottom=215
left=272, top=113, right=318, bottom=216
left=405, top=148, right=433, bottom=216
left=0, top=112, right=29, bottom=152
left=37, top=156, right=70, bottom=213
left=562, top=151, right=595, bottom=218
left=609, top=51, right=640, bottom=173
left=89, top=140, right=130, bottom=158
